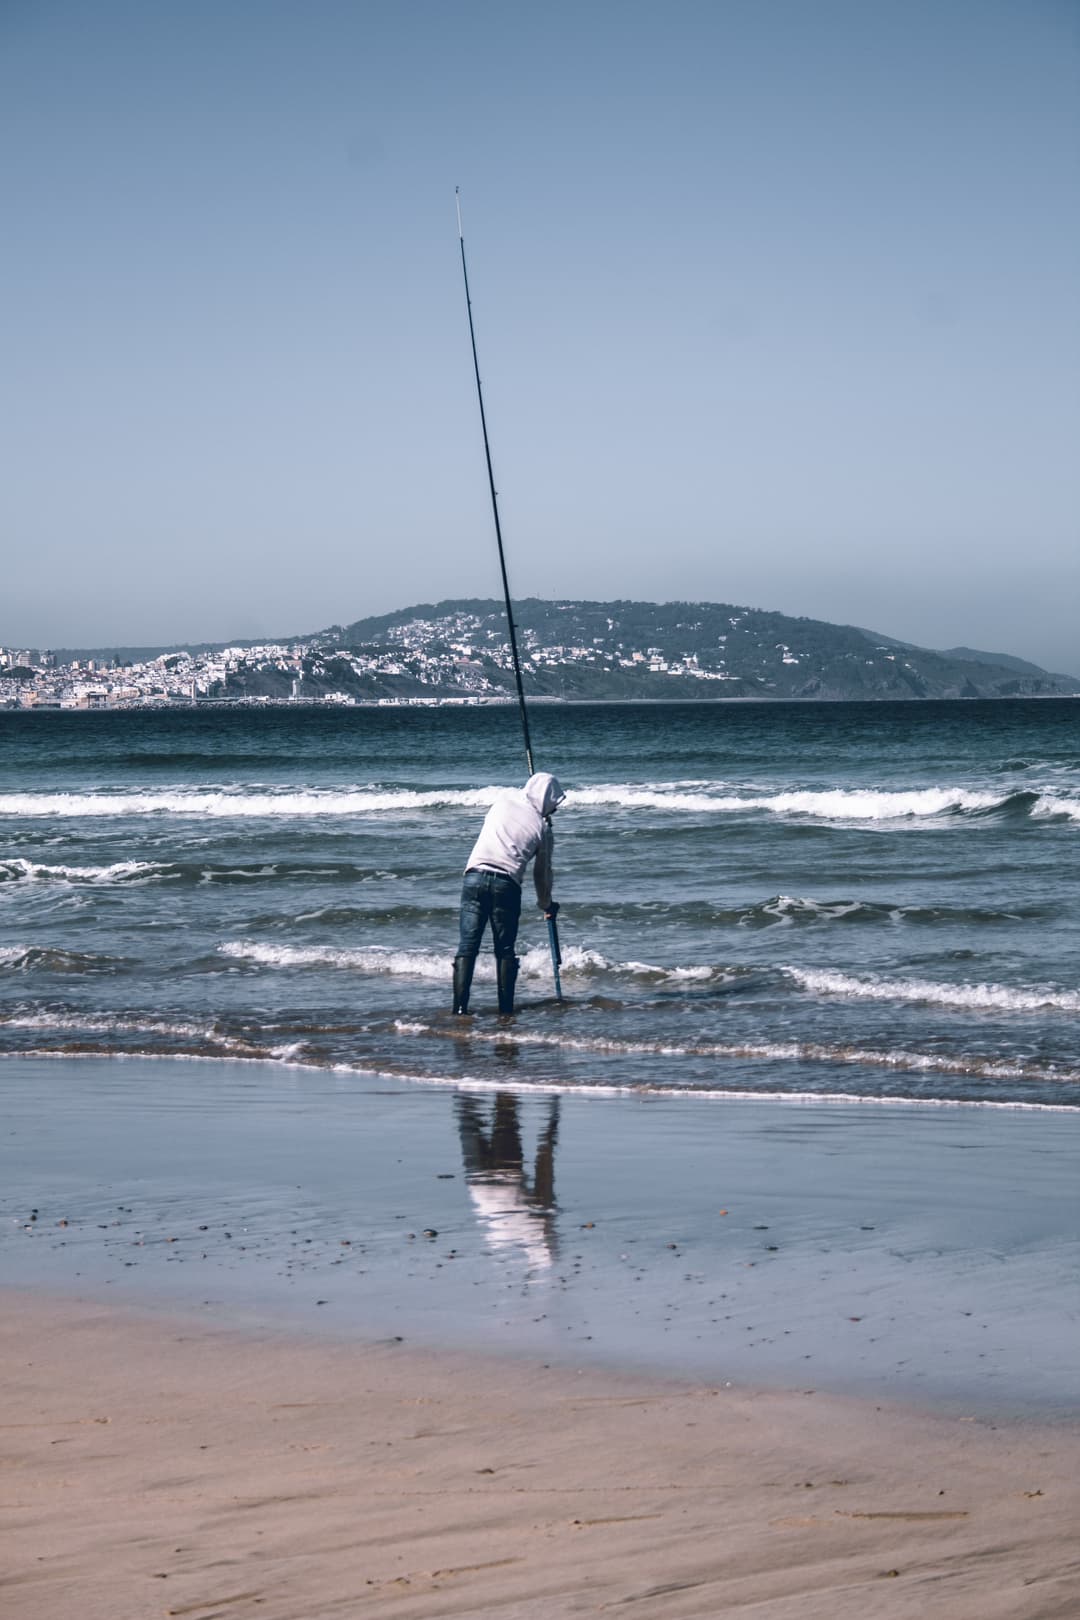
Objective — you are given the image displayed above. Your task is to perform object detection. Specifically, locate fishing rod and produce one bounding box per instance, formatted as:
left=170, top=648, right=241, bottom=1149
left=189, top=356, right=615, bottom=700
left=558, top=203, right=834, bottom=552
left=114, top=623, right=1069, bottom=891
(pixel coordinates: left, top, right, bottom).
left=455, top=188, right=535, bottom=776
left=456, top=189, right=564, bottom=1002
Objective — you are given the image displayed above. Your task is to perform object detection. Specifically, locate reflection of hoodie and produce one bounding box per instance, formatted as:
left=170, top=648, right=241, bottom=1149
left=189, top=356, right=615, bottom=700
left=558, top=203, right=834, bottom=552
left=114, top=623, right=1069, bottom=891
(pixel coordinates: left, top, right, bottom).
left=467, top=1178, right=555, bottom=1270
left=465, top=772, right=565, bottom=908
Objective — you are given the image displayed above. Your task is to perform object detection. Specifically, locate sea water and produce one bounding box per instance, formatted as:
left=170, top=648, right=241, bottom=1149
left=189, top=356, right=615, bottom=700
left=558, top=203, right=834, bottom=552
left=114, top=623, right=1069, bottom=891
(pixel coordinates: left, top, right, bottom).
left=2, top=699, right=1079, bottom=1109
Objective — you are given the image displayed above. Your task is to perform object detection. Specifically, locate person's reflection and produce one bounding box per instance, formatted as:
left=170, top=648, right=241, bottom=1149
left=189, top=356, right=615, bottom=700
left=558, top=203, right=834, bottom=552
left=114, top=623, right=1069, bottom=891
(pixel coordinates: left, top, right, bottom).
left=455, top=1092, right=560, bottom=1269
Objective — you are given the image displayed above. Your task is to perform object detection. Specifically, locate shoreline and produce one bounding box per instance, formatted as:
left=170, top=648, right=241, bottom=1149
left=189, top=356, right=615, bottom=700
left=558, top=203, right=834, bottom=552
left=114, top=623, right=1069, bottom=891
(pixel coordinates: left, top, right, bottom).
left=7, top=692, right=1079, bottom=712
left=6, top=1047, right=1080, bottom=1113
left=3, top=1288, right=1078, bottom=1620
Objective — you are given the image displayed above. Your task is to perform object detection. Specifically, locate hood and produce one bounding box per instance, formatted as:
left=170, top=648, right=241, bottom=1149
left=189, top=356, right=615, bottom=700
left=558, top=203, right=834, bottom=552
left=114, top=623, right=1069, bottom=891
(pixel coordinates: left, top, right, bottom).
left=524, top=772, right=565, bottom=817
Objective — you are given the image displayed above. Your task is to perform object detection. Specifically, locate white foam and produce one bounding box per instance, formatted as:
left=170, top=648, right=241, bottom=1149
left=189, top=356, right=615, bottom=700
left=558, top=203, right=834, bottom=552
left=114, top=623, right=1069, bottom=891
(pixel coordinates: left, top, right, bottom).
left=217, top=939, right=729, bottom=983
left=391, top=1017, right=1080, bottom=1085
left=761, top=895, right=866, bottom=922
left=1032, top=794, right=1080, bottom=822
left=0, top=787, right=502, bottom=819
left=623, top=959, right=716, bottom=980
left=437, top=1077, right=1078, bottom=1112
left=0, top=857, right=167, bottom=883
left=759, top=787, right=1003, bottom=819
left=570, top=785, right=1005, bottom=819
left=220, top=940, right=460, bottom=978
left=0, top=782, right=1050, bottom=823
left=217, top=939, right=614, bottom=980
left=0, top=1009, right=252, bottom=1047
left=5, top=1047, right=1075, bottom=1111
left=786, top=966, right=1080, bottom=1015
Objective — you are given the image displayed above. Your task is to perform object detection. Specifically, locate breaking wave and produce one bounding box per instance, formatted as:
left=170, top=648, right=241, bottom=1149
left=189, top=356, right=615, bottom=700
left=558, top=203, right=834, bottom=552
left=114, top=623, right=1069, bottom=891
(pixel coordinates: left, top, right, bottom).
left=0, top=787, right=501, bottom=818
left=785, top=966, right=1080, bottom=1014
left=731, top=895, right=1033, bottom=928
left=0, top=857, right=169, bottom=884
left=573, top=785, right=1003, bottom=818
left=0, top=945, right=128, bottom=974
left=219, top=941, right=1080, bottom=1017
left=1, top=783, right=1077, bottom=822
left=572, top=785, right=1080, bottom=821
left=0, top=857, right=399, bottom=887
left=216, top=939, right=718, bottom=983
left=216, top=942, right=1080, bottom=1015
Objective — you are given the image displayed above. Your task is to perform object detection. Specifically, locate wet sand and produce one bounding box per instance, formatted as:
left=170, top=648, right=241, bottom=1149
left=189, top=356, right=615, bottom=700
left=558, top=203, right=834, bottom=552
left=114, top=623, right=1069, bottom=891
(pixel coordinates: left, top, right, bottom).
left=2, top=1056, right=1077, bottom=1411
left=1, top=1055, right=1079, bottom=1616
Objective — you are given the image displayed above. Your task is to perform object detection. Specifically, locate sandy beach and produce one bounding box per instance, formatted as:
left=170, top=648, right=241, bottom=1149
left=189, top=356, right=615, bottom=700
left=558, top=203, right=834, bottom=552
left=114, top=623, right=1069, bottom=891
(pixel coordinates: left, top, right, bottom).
left=3, top=1291, right=1078, bottom=1620
left=2, top=1055, right=1078, bottom=1617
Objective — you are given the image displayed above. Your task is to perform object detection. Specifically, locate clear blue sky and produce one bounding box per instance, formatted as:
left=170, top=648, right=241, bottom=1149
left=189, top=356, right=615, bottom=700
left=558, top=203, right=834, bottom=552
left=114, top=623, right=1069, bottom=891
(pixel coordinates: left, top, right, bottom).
left=3, top=0, right=1078, bottom=670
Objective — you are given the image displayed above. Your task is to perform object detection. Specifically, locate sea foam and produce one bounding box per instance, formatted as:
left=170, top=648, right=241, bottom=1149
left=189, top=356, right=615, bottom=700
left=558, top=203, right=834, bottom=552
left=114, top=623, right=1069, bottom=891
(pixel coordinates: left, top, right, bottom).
left=2, top=782, right=1075, bottom=822
left=218, top=940, right=615, bottom=980
left=785, top=966, right=1080, bottom=1014
left=569, top=785, right=1008, bottom=818
left=0, top=787, right=501, bottom=818
left=391, top=1017, right=1080, bottom=1087
left=0, top=857, right=167, bottom=884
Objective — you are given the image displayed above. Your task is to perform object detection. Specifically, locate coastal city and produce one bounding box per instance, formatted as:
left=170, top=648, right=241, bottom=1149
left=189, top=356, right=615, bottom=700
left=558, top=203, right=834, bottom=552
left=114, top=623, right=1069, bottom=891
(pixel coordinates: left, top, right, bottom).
left=2, top=597, right=1075, bottom=709
left=0, top=601, right=766, bottom=710
left=0, top=622, right=708, bottom=710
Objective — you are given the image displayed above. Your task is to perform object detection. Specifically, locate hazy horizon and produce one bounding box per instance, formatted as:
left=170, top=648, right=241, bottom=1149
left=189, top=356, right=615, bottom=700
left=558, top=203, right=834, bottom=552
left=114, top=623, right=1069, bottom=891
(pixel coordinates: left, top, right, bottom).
left=3, top=1, right=1077, bottom=672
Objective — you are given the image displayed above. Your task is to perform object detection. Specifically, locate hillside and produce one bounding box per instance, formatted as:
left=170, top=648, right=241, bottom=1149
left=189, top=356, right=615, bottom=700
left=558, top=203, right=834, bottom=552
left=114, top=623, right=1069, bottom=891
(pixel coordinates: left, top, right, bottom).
left=40, top=598, right=1078, bottom=705
left=309, top=598, right=1076, bottom=703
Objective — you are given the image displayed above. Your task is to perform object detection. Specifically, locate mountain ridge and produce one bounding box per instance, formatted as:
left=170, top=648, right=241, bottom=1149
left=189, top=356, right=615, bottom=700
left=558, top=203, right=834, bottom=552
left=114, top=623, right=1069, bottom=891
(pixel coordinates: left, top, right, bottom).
left=40, top=597, right=1079, bottom=703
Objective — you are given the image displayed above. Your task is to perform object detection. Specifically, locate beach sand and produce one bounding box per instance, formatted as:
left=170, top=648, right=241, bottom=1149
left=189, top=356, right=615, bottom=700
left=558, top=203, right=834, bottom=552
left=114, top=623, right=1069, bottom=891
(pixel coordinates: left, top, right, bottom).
left=2, top=1291, right=1077, bottom=1620
left=2, top=1056, right=1078, bottom=1617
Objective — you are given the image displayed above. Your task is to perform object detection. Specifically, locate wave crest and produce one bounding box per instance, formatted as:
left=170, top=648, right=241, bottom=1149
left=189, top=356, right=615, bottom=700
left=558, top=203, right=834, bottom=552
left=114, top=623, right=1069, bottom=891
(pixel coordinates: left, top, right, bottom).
left=0, top=787, right=501, bottom=819
left=0, top=945, right=127, bottom=974
left=219, top=940, right=619, bottom=980
left=2, top=782, right=1076, bottom=823
left=785, top=966, right=1080, bottom=1014
left=0, top=857, right=167, bottom=884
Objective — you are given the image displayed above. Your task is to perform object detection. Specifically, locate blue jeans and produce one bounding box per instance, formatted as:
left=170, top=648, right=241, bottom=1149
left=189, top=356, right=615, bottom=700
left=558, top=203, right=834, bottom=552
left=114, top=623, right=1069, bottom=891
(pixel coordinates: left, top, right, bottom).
left=458, top=869, right=522, bottom=960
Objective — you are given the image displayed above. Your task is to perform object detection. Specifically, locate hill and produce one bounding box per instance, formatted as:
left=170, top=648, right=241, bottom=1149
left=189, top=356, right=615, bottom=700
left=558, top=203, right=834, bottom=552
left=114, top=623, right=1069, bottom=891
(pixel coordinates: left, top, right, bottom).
left=314, top=598, right=1077, bottom=702
left=45, top=598, right=1079, bottom=704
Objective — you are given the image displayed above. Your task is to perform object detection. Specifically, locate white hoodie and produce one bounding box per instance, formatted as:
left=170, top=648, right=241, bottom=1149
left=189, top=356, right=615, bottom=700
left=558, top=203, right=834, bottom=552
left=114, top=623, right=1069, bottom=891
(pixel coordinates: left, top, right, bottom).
left=465, top=772, right=565, bottom=908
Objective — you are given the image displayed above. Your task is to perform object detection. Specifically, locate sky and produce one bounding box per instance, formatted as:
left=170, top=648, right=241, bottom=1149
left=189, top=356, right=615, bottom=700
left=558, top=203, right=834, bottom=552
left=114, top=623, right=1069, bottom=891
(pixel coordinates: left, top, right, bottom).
left=2, top=1, right=1078, bottom=672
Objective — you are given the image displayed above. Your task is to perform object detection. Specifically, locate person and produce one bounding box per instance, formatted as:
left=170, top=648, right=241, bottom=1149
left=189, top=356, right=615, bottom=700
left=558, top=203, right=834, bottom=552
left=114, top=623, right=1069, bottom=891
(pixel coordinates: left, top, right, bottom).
left=453, top=771, right=565, bottom=1016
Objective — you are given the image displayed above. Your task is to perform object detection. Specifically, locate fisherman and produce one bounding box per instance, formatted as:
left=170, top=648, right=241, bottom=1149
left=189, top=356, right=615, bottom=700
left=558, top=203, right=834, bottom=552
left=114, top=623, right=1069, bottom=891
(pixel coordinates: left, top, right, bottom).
left=453, top=771, right=566, bottom=1017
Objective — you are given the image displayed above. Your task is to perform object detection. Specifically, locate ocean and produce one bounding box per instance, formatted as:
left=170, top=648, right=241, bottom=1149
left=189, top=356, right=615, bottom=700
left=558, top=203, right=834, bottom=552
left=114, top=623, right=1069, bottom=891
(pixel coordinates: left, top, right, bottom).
left=2, top=698, right=1079, bottom=1110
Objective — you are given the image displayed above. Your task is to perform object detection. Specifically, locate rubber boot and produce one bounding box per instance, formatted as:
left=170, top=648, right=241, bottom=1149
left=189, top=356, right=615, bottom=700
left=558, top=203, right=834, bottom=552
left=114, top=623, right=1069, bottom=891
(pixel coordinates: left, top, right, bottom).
left=496, top=955, right=519, bottom=1017
left=452, top=954, right=476, bottom=1015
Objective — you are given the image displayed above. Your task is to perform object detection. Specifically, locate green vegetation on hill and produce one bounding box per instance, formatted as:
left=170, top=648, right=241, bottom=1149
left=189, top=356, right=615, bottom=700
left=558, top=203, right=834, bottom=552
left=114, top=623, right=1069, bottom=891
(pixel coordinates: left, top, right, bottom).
left=43, top=598, right=1078, bottom=704
left=316, top=598, right=1078, bottom=702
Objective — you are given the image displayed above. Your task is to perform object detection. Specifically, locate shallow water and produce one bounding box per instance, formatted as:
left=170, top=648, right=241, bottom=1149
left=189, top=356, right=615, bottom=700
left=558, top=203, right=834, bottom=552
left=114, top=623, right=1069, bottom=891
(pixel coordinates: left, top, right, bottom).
left=2, top=699, right=1079, bottom=1106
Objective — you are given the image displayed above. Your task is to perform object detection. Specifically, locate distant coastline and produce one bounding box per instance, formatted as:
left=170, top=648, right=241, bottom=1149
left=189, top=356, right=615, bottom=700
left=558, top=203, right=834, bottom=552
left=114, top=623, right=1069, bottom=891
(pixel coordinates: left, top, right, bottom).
left=5, top=693, right=1078, bottom=717
left=4, top=596, right=1076, bottom=708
